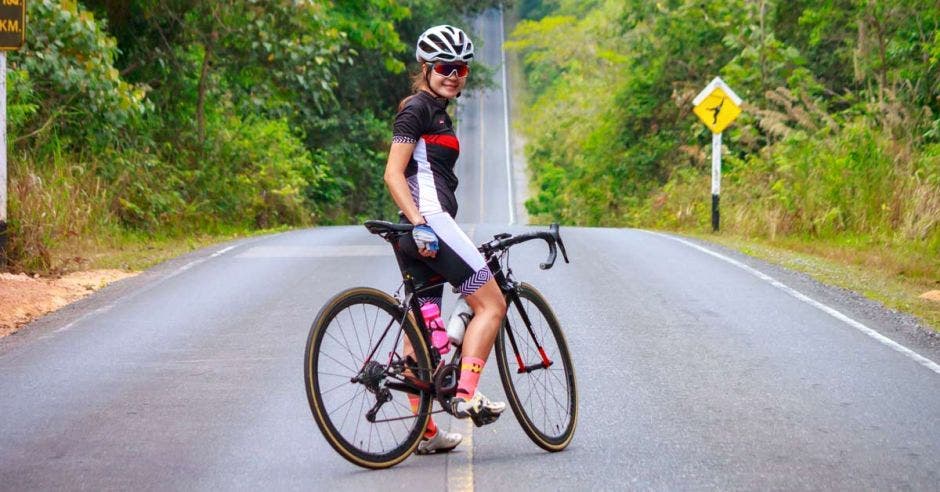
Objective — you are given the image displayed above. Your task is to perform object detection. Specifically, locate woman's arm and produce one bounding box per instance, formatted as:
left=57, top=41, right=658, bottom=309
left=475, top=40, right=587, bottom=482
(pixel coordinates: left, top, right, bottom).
left=384, top=142, right=425, bottom=225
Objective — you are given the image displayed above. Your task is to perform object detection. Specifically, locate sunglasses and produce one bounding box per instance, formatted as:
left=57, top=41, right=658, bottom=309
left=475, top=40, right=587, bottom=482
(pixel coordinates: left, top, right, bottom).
left=431, top=63, right=470, bottom=78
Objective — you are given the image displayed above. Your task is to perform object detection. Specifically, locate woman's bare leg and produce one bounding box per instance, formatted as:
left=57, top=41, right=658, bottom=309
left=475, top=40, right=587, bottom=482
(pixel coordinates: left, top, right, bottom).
left=461, top=278, right=506, bottom=360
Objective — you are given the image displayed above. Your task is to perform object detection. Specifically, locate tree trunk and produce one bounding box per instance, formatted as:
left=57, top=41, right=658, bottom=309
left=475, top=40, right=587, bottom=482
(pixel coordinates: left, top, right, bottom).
left=196, top=33, right=216, bottom=146
left=758, top=0, right=767, bottom=93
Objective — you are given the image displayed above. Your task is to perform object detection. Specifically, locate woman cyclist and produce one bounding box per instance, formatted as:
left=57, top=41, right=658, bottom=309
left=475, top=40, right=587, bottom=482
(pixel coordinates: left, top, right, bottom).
left=384, top=25, right=507, bottom=454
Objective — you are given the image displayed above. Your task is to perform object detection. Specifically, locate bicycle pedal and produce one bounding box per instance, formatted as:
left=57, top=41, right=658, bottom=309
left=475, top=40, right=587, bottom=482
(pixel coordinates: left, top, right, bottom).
left=470, top=408, right=502, bottom=427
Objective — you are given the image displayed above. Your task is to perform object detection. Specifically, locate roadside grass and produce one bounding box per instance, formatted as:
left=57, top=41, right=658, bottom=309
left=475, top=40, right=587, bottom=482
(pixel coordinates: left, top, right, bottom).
left=690, top=232, right=940, bottom=333
left=42, top=225, right=289, bottom=274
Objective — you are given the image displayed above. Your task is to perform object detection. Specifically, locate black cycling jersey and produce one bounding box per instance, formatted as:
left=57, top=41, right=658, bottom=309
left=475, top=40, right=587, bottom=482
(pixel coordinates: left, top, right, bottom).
left=392, top=90, right=460, bottom=217
left=391, top=90, right=491, bottom=301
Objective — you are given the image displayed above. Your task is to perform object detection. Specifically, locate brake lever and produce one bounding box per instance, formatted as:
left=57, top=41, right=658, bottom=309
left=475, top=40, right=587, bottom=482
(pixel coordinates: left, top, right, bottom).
left=550, top=223, right=570, bottom=264
left=539, top=237, right=557, bottom=270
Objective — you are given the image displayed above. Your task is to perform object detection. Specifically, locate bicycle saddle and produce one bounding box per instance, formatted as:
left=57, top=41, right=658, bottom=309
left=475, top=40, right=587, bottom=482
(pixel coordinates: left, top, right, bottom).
left=364, top=220, right=414, bottom=235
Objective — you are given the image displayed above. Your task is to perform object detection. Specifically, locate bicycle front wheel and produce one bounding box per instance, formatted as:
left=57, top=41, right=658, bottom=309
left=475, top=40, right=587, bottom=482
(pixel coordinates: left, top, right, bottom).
left=304, top=287, right=432, bottom=469
left=495, top=282, right=577, bottom=451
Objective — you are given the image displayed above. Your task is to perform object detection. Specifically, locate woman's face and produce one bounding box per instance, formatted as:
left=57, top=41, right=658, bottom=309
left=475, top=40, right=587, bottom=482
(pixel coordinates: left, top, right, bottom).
left=426, top=62, right=468, bottom=98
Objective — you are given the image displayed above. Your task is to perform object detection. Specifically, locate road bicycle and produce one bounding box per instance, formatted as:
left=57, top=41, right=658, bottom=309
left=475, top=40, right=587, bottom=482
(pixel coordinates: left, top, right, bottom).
left=304, top=221, right=577, bottom=469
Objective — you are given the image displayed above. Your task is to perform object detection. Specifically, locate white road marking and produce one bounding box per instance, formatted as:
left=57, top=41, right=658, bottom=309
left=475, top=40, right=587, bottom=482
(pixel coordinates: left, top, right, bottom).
left=53, top=321, right=77, bottom=333
left=47, top=242, right=244, bottom=336
left=54, top=304, right=113, bottom=333
left=171, top=243, right=243, bottom=277
left=500, top=5, right=515, bottom=226
left=209, top=245, right=237, bottom=258
left=653, top=232, right=940, bottom=376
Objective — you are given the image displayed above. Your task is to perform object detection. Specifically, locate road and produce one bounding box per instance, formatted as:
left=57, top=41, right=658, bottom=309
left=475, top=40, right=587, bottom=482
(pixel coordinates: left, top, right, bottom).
left=2, top=8, right=940, bottom=490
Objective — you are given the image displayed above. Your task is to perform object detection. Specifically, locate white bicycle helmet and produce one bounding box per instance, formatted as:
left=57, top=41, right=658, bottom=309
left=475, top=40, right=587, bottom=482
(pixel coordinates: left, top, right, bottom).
left=415, top=25, right=474, bottom=63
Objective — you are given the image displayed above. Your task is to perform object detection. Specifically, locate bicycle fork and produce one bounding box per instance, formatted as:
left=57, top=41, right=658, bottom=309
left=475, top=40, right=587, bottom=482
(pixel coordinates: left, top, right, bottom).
left=503, top=290, right=554, bottom=374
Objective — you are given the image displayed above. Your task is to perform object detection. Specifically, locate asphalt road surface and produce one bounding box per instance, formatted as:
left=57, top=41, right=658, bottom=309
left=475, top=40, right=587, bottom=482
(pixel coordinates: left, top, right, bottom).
left=3, top=9, right=940, bottom=491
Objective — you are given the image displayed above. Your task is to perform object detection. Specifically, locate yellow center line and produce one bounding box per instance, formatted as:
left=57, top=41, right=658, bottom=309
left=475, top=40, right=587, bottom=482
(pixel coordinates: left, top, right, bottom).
left=441, top=264, right=473, bottom=489
left=446, top=417, right=475, bottom=492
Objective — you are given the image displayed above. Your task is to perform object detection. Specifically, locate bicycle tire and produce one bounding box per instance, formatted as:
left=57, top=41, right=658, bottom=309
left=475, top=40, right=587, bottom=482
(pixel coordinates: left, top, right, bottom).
left=495, top=282, right=577, bottom=451
left=304, top=287, right=432, bottom=469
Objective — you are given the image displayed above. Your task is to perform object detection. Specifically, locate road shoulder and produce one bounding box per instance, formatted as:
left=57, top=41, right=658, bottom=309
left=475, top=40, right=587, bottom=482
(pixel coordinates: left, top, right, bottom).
left=667, top=231, right=940, bottom=364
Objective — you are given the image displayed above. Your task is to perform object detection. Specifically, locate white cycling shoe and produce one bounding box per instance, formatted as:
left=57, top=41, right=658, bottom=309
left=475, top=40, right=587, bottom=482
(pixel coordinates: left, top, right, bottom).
left=416, top=429, right=462, bottom=455
left=451, top=391, right=506, bottom=427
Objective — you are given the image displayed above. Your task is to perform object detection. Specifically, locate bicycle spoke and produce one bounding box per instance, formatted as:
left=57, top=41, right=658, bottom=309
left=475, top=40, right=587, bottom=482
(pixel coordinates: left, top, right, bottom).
left=326, top=385, right=360, bottom=417
left=388, top=399, right=415, bottom=436
left=353, top=391, right=368, bottom=446
left=335, top=385, right=364, bottom=433
left=334, top=316, right=358, bottom=365
left=319, top=348, right=360, bottom=376
left=379, top=407, right=398, bottom=447
left=529, top=355, right=567, bottom=417
left=367, top=408, right=375, bottom=452
left=521, top=372, right=538, bottom=410
left=367, top=302, right=381, bottom=356
left=373, top=410, right=386, bottom=453
left=363, top=302, right=379, bottom=362
left=317, top=370, right=353, bottom=379
left=391, top=396, right=417, bottom=416
left=527, top=363, right=569, bottom=429
left=324, top=328, right=362, bottom=370
left=545, top=369, right=569, bottom=415
left=320, top=379, right=352, bottom=397
left=346, top=308, right=368, bottom=364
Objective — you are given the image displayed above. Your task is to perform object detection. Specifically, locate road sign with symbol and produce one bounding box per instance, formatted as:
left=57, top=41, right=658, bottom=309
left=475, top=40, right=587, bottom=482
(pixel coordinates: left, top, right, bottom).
left=690, top=77, right=743, bottom=232
left=692, top=77, right=742, bottom=134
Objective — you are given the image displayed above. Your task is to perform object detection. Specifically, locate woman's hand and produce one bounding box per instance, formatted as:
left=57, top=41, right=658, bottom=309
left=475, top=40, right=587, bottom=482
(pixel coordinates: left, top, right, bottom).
left=413, top=224, right=439, bottom=258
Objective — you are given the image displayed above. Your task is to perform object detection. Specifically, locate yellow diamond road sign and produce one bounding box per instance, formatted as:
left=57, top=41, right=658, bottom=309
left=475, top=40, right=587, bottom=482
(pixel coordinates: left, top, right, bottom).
left=692, top=77, right=742, bottom=134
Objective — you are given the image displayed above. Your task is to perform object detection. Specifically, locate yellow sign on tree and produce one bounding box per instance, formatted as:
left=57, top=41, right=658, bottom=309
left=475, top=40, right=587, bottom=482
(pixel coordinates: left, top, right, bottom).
left=692, top=77, right=742, bottom=134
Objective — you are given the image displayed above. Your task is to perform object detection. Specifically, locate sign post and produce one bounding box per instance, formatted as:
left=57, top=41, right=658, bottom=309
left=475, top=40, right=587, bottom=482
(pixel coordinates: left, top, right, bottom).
left=0, top=0, right=25, bottom=266
left=692, top=77, right=742, bottom=232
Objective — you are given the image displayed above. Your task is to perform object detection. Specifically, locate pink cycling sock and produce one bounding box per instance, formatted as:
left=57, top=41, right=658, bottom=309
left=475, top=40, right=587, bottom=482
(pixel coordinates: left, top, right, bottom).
left=456, top=356, right=486, bottom=398
left=408, top=393, right=437, bottom=438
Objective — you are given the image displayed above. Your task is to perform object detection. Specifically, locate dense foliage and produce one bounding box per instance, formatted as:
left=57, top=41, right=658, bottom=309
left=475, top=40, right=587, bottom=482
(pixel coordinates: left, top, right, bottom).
left=6, top=0, right=499, bottom=271
left=510, top=0, right=940, bottom=264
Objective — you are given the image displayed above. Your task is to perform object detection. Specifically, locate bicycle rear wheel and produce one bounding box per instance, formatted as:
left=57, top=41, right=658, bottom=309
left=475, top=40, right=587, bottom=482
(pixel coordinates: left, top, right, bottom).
left=495, top=282, right=577, bottom=451
left=304, top=287, right=432, bottom=469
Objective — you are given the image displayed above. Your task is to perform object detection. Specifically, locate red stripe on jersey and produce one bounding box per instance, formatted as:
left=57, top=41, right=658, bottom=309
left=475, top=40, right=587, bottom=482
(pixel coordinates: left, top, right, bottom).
left=422, top=134, right=459, bottom=151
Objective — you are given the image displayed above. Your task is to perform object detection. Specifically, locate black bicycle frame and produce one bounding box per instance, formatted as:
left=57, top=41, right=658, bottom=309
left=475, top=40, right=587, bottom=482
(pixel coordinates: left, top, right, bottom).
left=362, top=235, right=450, bottom=400
left=362, top=229, right=555, bottom=402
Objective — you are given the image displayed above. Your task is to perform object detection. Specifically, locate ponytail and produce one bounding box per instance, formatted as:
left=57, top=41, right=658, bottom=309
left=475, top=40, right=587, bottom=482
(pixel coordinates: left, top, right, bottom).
left=397, top=64, right=430, bottom=112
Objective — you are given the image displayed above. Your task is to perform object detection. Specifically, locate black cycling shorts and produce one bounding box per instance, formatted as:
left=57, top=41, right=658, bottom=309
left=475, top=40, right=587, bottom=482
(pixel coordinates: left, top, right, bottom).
left=398, top=213, right=492, bottom=306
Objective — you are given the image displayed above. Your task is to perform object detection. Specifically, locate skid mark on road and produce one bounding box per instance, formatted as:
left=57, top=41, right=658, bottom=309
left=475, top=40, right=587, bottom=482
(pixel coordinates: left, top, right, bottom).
left=653, top=231, right=940, bottom=376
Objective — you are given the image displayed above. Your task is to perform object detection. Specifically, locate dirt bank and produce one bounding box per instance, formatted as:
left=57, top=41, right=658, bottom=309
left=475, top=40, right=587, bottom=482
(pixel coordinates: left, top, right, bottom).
left=0, top=270, right=137, bottom=337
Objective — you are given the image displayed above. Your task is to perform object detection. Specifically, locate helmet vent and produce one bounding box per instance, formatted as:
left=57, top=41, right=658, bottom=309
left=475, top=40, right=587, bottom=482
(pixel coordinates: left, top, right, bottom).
left=426, top=34, right=447, bottom=52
